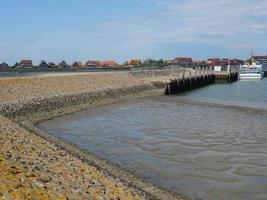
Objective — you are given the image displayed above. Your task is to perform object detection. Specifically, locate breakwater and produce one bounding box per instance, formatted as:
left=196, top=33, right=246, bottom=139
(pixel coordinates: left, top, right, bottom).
left=0, top=72, right=183, bottom=200
left=0, top=72, right=161, bottom=121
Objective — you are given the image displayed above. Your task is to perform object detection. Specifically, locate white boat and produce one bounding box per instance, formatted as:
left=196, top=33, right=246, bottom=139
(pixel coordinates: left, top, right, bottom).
left=239, top=59, right=264, bottom=80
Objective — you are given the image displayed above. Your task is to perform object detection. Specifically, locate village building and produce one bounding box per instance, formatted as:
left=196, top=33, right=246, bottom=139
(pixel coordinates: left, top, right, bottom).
left=19, top=60, right=33, bottom=68
left=230, top=59, right=244, bottom=66
left=164, top=60, right=174, bottom=64
left=102, top=60, right=118, bottom=67
left=47, top=62, right=57, bottom=68
left=72, top=61, right=83, bottom=68
left=196, top=60, right=208, bottom=68
left=85, top=60, right=101, bottom=68
left=143, top=59, right=153, bottom=64
left=174, top=57, right=193, bottom=64
left=220, top=59, right=229, bottom=66
left=207, top=58, right=243, bottom=67
left=207, top=58, right=222, bottom=70
left=0, top=62, right=9, bottom=69
left=58, top=60, right=69, bottom=68
left=207, top=58, right=221, bottom=66
left=127, top=59, right=142, bottom=66
left=253, top=55, right=267, bottom=67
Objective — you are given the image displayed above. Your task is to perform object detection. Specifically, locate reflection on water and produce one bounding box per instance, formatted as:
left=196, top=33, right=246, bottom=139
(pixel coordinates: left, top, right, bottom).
left=182, top=78, right=267, bottom=108
left=38, top=80, right=267, bottom=200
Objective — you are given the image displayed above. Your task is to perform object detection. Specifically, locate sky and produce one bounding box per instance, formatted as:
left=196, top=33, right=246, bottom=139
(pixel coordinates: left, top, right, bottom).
left=0, top=0, right=267, bottom=64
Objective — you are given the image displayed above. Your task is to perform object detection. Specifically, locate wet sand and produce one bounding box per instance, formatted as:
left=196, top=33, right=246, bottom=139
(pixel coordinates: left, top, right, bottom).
left=38, top=95, right=267, bottom=200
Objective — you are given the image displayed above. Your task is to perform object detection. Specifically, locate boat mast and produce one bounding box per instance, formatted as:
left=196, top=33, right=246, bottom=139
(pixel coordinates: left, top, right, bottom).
left=251, top=49, right=254, bottom=63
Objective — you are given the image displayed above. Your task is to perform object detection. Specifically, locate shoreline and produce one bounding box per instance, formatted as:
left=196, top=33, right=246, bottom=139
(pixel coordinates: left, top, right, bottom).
left=5, top=85, right=162, bottom=123
left=0, top=73, right=184, bottom=200
left=21, top=113, right=183, bottom=200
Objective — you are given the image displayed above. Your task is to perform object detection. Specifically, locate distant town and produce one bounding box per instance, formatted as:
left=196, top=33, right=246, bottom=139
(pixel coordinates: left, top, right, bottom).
left=1, top=55, right=267, bottom=70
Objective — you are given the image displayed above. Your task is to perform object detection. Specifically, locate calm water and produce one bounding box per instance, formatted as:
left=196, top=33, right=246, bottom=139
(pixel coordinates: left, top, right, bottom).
left=182, top=78, right=267, bottom=109
left=38, top=79, right=267, bottom=200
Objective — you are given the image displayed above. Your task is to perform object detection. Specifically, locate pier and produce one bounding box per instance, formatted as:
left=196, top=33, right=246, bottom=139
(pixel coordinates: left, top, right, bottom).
left=213, top=65, right=239, bottom=84
left=162, top=66, right=239, bottom=95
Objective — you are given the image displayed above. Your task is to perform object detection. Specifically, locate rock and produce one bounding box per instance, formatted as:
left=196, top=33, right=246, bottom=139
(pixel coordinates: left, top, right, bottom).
left=33, top=181, right=44, bottom=188
left=39, top=175, right=51, bottom=183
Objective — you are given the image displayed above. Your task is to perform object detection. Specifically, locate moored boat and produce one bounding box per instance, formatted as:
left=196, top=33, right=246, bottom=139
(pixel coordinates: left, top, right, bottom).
left=239, top=55, right=264, bottom=80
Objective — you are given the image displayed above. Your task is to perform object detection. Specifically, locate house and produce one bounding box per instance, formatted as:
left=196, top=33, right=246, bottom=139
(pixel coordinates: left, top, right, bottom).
left=0, top=62, right=9, bottom=69
left=164, top=60, right=174, bottom=64
left=143, top=59, right=153, bottom=64
left=39, top=60, right=48, bottom=68
left=127, top=59, right=142, bottom=66
left=58, top=60, right=69, bottom=68
left=72, top=61, right=83, bottom=68
left=102, top=60, right=118, bottom=67
left=197, top=60, right=207, bottom=68
left=253, top=56, right=267, bottom=67
left=230, top=59, right=244, bottom=66
left=19, top=60, right=33, bottom=68
left=48, top=62, right=57, bottom=68
left=206, top=58, right=221, bottom=70
left=174, top=57, right=193, bottom=64
left=207, top=58, right=221, bottom=66
left=220, top=59, right=229, bottom=66
left=85, top=60, right=101, bottom=68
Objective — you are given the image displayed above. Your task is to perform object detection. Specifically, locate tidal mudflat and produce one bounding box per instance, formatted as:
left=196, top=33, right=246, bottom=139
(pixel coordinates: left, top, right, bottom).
left=38, top=88, right=267, bottom=200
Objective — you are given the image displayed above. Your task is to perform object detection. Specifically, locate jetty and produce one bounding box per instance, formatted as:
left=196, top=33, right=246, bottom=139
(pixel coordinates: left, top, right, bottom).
left=144, top=66, right=239, bottom=95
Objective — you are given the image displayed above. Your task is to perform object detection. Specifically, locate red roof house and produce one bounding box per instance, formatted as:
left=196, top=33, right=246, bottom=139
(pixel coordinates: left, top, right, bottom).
left=102, top=60, right=118, bottom=67
left=230, top=59, right=244, bottom=66
left=19, top=60, right=33, bottom=68
left=207, top=58, right=221, bottom=66
left=253, top=56, right=267, bottom=66
left=174, top=57, right=193, bottom=64
left=127, top=59, right=142, bottom=65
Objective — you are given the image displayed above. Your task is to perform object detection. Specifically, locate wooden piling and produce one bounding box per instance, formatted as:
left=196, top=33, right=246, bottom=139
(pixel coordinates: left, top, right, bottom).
left=165, top=67, right=239, bottom=95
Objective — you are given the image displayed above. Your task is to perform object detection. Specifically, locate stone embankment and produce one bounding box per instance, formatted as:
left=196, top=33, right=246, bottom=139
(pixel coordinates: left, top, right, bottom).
left=0, top=116, right=144, bottom=200
left=0, top=72, right=161, bottom=121
left=0, top=72, right=183, bottom=200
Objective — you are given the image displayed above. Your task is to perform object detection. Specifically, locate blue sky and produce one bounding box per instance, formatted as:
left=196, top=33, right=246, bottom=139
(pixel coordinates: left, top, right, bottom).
left=1, top=0, right=267, bottom=64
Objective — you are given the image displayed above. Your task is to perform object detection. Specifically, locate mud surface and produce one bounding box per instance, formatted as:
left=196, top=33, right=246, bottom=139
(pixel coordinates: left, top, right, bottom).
left=38, top=96, right=267, bottom=200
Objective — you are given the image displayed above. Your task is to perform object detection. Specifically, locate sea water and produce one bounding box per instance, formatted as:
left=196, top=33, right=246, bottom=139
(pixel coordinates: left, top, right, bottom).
left=38, top=79, right=267, bottom=200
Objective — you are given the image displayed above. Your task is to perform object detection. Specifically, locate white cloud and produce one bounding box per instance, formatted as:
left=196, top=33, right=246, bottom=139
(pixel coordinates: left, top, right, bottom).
left=2, top=0, right=266, bottom=63
left=105, top=0, right=267, bottom=51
